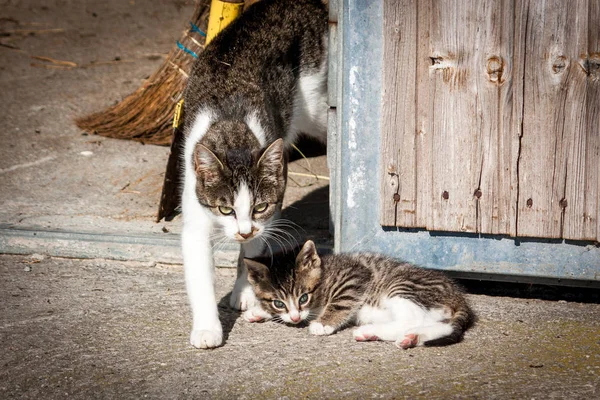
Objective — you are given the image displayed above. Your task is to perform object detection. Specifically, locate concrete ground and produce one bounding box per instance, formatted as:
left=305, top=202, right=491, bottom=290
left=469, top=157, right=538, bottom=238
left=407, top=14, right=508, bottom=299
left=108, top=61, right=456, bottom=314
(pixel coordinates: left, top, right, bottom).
left=1, top=254, right=600, bottom=399
left=1, top=1, right=599, bottom=399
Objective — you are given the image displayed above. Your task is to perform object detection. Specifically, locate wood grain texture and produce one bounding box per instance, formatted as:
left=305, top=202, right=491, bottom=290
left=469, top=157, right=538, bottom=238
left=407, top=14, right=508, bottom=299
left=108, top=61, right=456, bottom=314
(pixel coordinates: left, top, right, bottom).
left=380, top=0, right=418, bottom=227
left=426, top=0, right=516, bottom=233
left=381, top=0, right=517, bottom=234
left=380, top=0, right=598, bottom=240
left=562, top=0, right=599, bottom=241
left=515, top=0, right=597, bottom=239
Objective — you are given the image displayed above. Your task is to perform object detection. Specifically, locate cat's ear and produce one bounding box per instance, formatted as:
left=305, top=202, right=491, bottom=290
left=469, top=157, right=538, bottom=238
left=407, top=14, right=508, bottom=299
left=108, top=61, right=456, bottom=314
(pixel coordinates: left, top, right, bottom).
left=244, top=258, right=269, bottom=285
left=193, top=144, right=224, bottom=185
left=296, top=240, right=321, bottom=271
left=257, top=138, right=284, bottom=175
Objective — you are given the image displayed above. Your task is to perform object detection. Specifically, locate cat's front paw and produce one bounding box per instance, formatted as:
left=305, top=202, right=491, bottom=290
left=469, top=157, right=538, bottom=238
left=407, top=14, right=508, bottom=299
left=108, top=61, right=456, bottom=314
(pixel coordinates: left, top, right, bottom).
left=243, top=307, right=271, bottom=323
left=190, top=329, right=223, bottom=349
left=309, top=321, right=335, bottom=336
left=229, top=277, right=257, bottom=311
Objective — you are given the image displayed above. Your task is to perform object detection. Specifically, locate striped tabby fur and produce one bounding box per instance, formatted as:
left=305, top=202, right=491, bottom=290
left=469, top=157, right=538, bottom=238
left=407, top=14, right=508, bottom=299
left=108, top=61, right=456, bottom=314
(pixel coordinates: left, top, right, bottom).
left=245, top=240, right=474, bottom=349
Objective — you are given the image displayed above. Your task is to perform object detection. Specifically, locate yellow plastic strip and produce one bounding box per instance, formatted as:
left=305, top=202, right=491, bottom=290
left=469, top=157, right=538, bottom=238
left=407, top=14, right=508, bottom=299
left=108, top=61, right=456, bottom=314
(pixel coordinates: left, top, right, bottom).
left=206, top=0, right=245, bottom=45
left=173, top=99, right=185, bottom=129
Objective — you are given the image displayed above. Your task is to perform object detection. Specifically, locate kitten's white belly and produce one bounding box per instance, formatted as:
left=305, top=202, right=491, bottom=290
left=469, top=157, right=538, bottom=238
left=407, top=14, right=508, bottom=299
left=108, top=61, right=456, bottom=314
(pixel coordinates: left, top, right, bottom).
left=357, top=298, right=447, bottom=328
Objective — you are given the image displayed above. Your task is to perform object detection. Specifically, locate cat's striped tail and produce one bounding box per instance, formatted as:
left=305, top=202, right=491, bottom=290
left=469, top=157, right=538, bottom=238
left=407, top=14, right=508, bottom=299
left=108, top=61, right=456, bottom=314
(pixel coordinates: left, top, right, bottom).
left=423, top=306, right=474, bottom=347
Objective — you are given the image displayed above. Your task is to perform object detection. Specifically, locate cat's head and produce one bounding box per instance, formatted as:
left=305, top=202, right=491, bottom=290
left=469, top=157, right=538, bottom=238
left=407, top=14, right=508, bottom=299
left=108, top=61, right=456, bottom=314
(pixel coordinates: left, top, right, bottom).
left=193, top=137, right=286, bottom=243
left=245, top=240, right=323, bottom=324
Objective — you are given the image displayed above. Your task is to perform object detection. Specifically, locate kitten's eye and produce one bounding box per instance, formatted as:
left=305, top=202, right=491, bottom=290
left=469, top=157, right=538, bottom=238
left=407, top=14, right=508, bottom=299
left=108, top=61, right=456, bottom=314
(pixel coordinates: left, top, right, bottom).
left=299, top=294, right=309, bottom=305
left=218, top=206, right=234, bottom=215
left=253, top=203, right=268, bottom=214
left=272, top=300, right=286, bottom=309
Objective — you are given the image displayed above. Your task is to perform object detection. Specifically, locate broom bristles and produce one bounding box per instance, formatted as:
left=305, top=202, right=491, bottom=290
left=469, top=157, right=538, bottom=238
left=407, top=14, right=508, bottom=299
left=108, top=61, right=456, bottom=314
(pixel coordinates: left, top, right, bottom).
left=75, top=0, right=211, bottom=146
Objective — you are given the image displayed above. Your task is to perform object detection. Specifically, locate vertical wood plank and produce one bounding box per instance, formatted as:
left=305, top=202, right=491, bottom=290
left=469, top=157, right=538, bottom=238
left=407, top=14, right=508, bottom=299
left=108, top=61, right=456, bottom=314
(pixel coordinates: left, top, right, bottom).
left=593, top=0, right=600, bottom=242
left=563, top=0, right=600, bottom=241
left=516, top=0, right=593, bottom=239
left=414, top=0, right=433, bottom=229
left=424, top=0, right=515, bottom=233
left=425, top=0, right=477, bottom=232
left=472, top=0, right=517, bottom=235
left=380, top=0, right=418, bottom=227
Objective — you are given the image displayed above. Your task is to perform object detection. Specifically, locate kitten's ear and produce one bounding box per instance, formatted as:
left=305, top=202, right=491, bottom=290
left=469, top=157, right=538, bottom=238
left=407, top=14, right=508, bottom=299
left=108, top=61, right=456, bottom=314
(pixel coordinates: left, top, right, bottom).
left=244, top=258, right=269, bottom=285
left=193, top=144, right=224, bottom=185
left=257, top=138, right=284, bottom=175
left=296, top=240, right=321, bottom=270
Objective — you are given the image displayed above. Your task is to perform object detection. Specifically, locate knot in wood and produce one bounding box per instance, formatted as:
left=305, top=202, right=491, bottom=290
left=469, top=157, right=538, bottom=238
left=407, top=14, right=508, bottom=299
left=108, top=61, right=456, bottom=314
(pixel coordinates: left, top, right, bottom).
left=486, top=56, right=504, bottom=83
left=393, top=193, right=401, bottom=202
left=559, top=198, right=568, bottom=208
left=474, top=189, right=482, bottom=199
left=580, top=53, right=600, bottom=80
left=442, top=191, right=449, bottom=200
left=552, top=56, right=568, bottom=74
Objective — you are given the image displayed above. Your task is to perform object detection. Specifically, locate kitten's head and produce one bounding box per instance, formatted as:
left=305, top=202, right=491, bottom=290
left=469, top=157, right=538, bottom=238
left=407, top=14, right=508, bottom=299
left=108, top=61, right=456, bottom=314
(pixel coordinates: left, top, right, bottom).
left=193, top=137, right=286, bottom=243
left=245, top=240, right=323, bottom=324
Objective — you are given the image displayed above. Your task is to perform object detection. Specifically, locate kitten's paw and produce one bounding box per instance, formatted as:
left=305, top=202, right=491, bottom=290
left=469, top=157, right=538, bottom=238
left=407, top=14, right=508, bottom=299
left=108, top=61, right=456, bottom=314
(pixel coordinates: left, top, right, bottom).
left=229, top=278, right=257, bottom=311
left=189, top=329, right=223, bottom=349
left=353, top=326, right=379, bottom=342
left=309, top=321, right=335, bottom=336
left=243, top=307, right=271, bottom=323
left=395, top=333, right=419, bottom=350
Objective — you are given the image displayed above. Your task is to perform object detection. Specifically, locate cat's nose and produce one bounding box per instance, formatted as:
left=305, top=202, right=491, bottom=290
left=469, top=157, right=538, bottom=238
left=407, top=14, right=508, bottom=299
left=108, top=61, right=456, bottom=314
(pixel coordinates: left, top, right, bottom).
left=290, top=314, right=301, bottom=323
left=239, top=232, right=253, bottom=239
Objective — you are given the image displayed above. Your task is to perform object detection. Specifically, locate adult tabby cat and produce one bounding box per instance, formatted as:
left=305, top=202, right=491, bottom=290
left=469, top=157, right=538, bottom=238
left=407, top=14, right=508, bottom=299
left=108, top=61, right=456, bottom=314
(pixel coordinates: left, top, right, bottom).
left=244, top=241, right=474, bottom=348
left=181, top=0, right=328, bottom=348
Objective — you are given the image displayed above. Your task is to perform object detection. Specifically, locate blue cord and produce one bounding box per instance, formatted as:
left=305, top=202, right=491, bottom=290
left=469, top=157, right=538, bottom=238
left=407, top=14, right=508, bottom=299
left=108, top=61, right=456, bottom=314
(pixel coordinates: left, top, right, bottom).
left=189, top=22, right=207, bottom=37
left=176, top=41, right=198, bottom=58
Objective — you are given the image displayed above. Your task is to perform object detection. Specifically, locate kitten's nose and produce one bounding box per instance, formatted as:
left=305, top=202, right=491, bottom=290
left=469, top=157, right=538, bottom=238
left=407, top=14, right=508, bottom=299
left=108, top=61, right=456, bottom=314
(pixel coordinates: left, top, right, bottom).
left=290, top=314, right=301, bottom=323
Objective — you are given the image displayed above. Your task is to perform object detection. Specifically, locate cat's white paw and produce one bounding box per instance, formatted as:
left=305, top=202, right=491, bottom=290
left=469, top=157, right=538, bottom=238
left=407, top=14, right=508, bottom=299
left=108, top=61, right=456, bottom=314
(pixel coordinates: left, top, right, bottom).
left=190, top=328, right=223, bottom=349
left=309, top=321, right=335, bottom=336
left=229, top=277, right=257, bottom=311
left=353, top=325, right=379, bottom=342
left=243, top=307, right=271, bottom=323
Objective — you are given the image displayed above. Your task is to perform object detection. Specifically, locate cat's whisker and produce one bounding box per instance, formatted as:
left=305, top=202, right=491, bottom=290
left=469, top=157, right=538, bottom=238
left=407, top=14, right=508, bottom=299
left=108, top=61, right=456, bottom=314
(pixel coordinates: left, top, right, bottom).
left=270, top=218, right=305, bottom=234
left=211, top=235, right=231, bottom=252
left=261, top=231, right=287, bottom=252
left=269, top=229, right=300, bottom=252
left=271, top=227, right=300, bottom=246
left=269, top=231, right=297, bottom=252
left=259, top=236, right=274, bottom=264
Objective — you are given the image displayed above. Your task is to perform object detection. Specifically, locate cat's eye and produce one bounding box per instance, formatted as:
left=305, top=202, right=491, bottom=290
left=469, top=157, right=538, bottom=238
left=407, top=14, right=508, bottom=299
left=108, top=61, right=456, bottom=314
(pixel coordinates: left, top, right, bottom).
left=218, top=206, right=234, bottom=215
left=272, top=300, right=286, bottom=309
left=299, top=294, right=309, bottom=305
left=253, top=203, right=268, bottom=214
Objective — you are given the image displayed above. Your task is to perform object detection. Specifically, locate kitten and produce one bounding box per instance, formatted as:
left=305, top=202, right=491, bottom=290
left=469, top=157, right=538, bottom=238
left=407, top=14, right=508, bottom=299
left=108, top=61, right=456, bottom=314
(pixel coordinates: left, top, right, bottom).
left=180, top=0, right=328, bottom=348
left=244, top=241, right=474, bottom=349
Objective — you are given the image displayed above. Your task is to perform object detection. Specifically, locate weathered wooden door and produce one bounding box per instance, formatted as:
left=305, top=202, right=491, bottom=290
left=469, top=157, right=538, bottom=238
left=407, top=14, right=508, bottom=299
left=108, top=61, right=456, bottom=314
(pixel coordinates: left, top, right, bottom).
left=380, top=0, right=599, bottom=241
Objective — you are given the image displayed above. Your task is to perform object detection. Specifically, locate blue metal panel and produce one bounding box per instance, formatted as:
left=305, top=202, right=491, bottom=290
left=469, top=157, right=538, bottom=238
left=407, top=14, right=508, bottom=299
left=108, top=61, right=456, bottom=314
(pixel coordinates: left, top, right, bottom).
left=333, top=0, right=600, bottom=286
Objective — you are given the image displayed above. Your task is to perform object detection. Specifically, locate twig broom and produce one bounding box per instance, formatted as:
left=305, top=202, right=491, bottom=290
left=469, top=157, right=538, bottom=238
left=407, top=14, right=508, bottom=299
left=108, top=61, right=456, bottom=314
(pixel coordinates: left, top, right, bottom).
left=75, top=1, right=211, bottom=145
